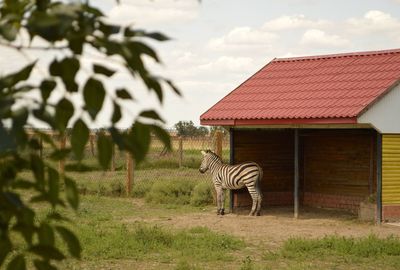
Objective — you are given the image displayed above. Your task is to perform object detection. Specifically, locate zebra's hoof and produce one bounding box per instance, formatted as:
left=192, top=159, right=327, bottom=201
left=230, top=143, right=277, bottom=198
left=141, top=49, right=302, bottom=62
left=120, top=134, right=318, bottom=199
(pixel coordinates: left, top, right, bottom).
left=220, top=209, right=225, bottom=215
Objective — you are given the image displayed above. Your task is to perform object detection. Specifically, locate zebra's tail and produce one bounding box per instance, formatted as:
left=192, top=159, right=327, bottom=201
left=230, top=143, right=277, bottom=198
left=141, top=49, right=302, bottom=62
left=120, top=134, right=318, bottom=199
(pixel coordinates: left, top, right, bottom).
left=255, top=163, right=263, bottom=196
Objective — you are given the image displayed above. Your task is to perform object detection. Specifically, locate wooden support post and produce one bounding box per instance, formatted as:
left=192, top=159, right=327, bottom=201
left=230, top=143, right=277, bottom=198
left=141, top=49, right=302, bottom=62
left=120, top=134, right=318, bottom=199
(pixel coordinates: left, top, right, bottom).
left=59, top=134, right=66, bottom=177
left=229, top=128, right=234, bottom=213
left=369, top=135, right=374, bottom=195
left=179, top=137, right=183, bottom=168
left=294, top=129, right=299, bottom=219
left=377, top=133, right=382, bottom=224
left=126, top=152, right=135, bottom=196
left=215, top=130, right=223, bottom=158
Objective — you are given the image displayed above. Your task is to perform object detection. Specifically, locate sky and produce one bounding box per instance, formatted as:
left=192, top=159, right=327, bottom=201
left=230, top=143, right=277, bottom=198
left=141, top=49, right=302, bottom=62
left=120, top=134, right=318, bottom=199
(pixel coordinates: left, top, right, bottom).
left=3, top=0, right=400, bottom=128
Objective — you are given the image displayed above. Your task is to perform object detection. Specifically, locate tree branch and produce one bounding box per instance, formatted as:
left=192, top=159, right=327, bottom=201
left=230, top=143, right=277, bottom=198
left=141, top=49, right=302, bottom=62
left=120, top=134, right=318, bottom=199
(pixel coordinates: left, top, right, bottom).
left=0, top=41, right=68, bottom=51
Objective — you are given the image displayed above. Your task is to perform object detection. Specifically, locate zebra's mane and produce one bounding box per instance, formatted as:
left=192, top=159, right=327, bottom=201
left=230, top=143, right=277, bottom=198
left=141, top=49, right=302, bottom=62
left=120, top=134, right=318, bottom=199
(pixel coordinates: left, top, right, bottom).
left=205, top=150, right=222, bottom=161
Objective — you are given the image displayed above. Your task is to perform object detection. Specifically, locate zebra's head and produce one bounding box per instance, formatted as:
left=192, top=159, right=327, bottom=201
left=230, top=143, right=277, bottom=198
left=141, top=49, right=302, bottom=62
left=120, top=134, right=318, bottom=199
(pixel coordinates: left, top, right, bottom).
left=199, top=150, right=220, bottom=174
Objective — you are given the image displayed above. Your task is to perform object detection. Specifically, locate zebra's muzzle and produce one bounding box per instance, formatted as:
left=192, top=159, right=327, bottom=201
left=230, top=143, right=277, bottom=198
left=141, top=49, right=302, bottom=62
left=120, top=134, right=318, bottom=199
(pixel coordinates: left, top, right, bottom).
left=199, top=168, right=206, bottom=174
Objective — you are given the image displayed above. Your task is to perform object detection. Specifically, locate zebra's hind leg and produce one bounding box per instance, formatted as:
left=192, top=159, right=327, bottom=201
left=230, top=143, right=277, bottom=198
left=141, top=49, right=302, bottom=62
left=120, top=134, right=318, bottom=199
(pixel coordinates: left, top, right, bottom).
left=249, top=193, right=258, bottom=216
left=256, top=193, right=262, bottom=216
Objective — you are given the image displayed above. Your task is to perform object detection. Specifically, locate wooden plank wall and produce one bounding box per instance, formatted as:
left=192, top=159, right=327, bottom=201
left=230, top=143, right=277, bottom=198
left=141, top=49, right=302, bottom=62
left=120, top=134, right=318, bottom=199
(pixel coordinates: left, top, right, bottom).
left=233, top=129, right=294, bottom=194
left=232, top=129, right=376, bottom=209
left=302, top=129, right=376, bottom=198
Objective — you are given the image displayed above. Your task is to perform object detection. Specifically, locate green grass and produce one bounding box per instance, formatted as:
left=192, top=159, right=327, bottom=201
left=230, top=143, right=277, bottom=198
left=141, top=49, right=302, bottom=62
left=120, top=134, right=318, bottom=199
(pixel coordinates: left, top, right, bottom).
left=48, top=195, right=243, bottom=269
left=16, top=193, right=400, bottom=270
left=78, top=222, right=243, bottom=261
left=259, top=235, right=400, bottom=270
left=280, top=234, right=400, bottom=258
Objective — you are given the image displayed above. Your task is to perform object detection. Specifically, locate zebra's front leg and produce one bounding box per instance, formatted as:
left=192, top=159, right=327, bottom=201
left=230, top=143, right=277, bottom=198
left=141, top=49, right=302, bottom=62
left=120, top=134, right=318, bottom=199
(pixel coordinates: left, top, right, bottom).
left=220, top=189, right=225, bottom=215
left=215, top=187, right=224, bottom=215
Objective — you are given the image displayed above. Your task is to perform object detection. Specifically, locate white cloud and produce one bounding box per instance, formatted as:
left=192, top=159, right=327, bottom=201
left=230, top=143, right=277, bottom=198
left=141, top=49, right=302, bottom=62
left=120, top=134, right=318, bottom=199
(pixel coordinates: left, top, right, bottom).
left=346, top=10, right=400, bottom=35
left=300, top=29, right=352, bottom=48
left=107, top=0, right=199, bottom=26
left=207, top=27, right=279, bottom=52
left=262, top=15, right=330, bottom=31
left=198, top=56, right=254, bottom=73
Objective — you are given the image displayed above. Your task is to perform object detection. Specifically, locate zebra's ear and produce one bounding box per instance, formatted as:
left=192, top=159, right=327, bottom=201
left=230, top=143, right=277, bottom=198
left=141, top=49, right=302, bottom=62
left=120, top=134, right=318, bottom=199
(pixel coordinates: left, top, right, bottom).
left=201, top=150, right=207, bottom=156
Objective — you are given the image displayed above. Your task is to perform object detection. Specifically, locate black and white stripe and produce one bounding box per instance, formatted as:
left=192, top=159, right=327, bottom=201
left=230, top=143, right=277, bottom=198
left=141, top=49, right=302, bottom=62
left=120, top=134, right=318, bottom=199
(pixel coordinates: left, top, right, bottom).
left=199, top=150, right=263, bottom=216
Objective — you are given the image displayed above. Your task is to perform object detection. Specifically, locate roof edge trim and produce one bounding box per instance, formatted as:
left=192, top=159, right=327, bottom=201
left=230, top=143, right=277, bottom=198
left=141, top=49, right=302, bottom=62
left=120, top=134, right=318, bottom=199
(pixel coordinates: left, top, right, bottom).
left=274, top=48, right=400, bottom=62
left=201, top=117, right=357, bottom=126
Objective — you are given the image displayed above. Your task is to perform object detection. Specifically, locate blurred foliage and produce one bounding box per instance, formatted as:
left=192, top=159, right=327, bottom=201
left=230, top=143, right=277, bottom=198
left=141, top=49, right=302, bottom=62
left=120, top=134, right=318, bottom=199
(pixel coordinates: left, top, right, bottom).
left=0, top=0, right=179, bottom=269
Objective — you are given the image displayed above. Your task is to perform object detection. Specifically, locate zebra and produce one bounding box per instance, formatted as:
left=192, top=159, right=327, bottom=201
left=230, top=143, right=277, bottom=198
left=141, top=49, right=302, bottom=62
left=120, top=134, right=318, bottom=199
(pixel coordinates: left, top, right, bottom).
left=199, top=150, right=263, bottom=216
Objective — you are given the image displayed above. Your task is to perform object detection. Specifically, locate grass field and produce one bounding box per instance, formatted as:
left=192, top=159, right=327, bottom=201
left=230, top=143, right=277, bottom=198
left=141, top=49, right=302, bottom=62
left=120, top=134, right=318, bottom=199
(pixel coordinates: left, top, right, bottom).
left=15, top=136, right=400, bottom=269
left=21, top=194, right=400, bottom=270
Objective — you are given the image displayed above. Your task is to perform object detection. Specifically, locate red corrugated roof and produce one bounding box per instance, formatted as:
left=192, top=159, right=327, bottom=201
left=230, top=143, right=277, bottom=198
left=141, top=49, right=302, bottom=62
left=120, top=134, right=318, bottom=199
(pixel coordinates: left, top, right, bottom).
left=200, top=48, right=400, bottom=125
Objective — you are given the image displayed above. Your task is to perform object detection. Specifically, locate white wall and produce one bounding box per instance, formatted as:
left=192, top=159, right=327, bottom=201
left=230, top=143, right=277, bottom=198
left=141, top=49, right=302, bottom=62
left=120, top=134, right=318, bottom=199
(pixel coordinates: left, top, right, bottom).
left=358, top=83, right=400, bottom=133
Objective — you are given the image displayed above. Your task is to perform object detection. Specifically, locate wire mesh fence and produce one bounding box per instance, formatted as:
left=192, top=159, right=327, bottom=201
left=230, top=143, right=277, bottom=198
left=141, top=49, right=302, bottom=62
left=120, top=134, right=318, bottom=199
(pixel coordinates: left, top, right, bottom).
left=28, top=129, right=230, bottom=200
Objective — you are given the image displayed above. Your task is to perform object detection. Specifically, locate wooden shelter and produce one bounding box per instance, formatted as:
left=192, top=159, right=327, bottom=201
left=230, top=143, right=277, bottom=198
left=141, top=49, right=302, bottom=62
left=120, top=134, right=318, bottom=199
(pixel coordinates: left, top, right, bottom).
left=200, top=49, right=400, bottom=222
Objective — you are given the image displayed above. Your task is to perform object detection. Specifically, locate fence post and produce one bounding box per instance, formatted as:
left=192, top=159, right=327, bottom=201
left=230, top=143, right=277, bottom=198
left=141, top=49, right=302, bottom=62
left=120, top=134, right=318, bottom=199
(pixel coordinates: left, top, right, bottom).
left=59, top=134, right=66, bottom=177
left=111, top=143, right=115, bottom=172
left=215, top=130, right=223, bottom=158
left=126, top=152, right=134, bottom=196
left=89, top=133, right=95, bottom=157
left=179, top=136, right=183, bottom=168
left=39, top=136, right=43, bottom=158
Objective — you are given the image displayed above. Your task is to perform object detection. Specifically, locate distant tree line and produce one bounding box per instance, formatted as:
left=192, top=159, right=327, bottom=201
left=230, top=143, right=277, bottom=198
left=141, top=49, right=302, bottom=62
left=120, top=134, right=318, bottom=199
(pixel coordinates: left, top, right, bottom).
left=174, top=121, right=227, bottom=137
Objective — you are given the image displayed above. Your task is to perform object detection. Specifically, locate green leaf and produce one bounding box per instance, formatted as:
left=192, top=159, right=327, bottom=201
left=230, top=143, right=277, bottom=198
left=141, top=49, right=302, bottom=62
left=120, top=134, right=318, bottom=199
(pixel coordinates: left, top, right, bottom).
left=33, top=260, right=57, bottom=270
left=40, top=79, right=56, bottom=102
left=126, top=41, right=160, bottom=62
left=71, top=119, right=89, bottom=160
left=145, top=32, right=170, bottom=41
left=126, top=122, right=151, bottom=163
left=4, top=192, right=23, bottom=208
left=7, top=254, right=25, bottom=270
left=0, top=22, right=19, bottom=41
left=12, top=179, right=36, bottom=190
left=27, top=11, right=74, bottom=42
left=93, top=64, right=115, bottom=77
left=138, top=110, right=165, bottom=123
left=29, top=245, right=65, bottom=261
left=116, top=88, right=132, bottom=99
left=48, top=167, right=59, bottom=205
left=55, top=226, right=81, bottom=258
left=83, top=78, right=105, bottom=119
left=68, top=35, right=85, bottom=55
left=151, top=125, right=171, bottom=150
left=49, top=57, right=79, bottom=92
left=97, top=134, right=112, bottom=170
left=165, top=79, right=181, bottom=96
left=144, top=76, right=163, bottom=102
left=55, top=98, right=74, bottom=132
left=98, top=22, right=120, bottom=36
left=0, top=62, right=36, bottom=89
left=0, top=124, right=16, bottom=152
left=30, top=154, right=45, bottom=190
left=38, top=223, right=55, bottom=246
left=32, top=107, right=56, bottom=129
left=64, top=177, right=79, bottom=209
left=111, top=103, right=121, bottom=124
left=49, top=148, right=71, bottom=161
left=0, top=239, right=12, bottom=266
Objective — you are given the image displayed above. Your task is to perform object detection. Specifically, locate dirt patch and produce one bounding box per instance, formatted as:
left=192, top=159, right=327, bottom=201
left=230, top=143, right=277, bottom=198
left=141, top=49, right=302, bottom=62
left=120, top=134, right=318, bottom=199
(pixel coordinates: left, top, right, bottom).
left=125, top=205, right=400, bottom=248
